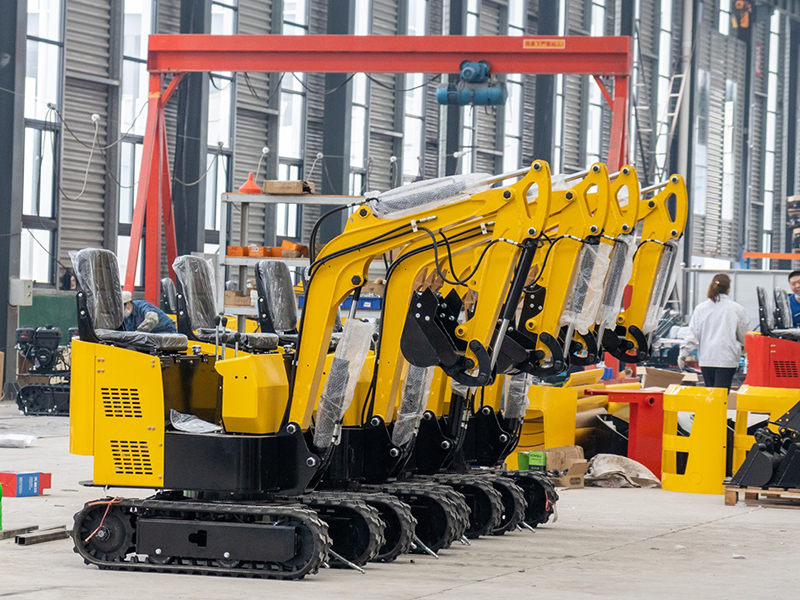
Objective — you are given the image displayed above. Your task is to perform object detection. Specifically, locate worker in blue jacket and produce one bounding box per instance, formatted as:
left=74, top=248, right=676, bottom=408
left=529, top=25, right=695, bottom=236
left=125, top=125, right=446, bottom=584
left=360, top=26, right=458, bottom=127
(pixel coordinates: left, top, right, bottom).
left=789, top=271, right=800, bottom=327
left=121, top=290, right=177, bottom=333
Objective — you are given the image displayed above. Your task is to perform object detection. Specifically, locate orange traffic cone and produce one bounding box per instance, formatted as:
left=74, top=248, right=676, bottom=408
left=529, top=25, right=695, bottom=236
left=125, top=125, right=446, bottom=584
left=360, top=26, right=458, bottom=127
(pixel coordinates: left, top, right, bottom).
left=238, top=172, right=261, bottom=194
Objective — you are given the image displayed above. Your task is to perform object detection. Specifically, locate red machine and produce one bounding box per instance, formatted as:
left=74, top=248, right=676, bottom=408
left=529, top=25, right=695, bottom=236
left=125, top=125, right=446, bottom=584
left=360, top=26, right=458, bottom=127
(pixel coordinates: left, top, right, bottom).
left=744, top=332, right=800, bottom=389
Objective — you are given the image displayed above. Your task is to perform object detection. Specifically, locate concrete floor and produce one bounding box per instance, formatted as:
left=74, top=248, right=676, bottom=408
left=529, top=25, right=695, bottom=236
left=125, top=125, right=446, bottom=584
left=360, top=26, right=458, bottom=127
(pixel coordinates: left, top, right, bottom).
left=1, top=399, right=798, bottom=599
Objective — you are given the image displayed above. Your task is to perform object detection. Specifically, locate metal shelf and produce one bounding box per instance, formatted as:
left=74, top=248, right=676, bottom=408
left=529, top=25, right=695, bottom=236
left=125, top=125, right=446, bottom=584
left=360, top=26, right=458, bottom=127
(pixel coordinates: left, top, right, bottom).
left=222, top=193, right=363, bottom=206
left=221, top=256, right=309, bottom=268
left=223, top=305, right=258, bottom=316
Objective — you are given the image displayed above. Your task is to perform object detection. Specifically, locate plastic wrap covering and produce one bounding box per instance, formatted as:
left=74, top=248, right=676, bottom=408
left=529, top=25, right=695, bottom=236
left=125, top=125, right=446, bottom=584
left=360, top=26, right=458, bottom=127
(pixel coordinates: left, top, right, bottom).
left=368, top=173, right=492, bottom=219
left=559, top=243, right=609, bottom=335
left=775, top=288, right=792, bottom=328
left=256, top=260, right=298, bottom=332
left=161, top=277, right=178, bottom=313
left=759, top=288, right=775, bottom=330
left=70, top=248, right=124, bottom=330
left=642, top=240, right=680, bottom=334
left=172, top=255, right=217, bottom=329
left=597, top=235, right=636, bottom=329
left=170, top=409, right=223, bottom=433
left=391, top=365, right=435, bottom=447
left=313, top=319, right=375, bottom=449
left=95, top=329, right=188, bottom=352
left=450, top=380, right=474, bottom=398
left=501, top=373, right=533, bottom=420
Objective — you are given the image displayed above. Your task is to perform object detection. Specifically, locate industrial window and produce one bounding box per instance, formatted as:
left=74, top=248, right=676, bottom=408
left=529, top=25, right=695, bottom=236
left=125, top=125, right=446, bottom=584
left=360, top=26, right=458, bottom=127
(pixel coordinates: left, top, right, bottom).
left=459, top=0, right=480, bottom=174
left=205, top=1, right=237, bottom=248
left=277, top=0, right=309, bottom=239
left=721, top=79, right=736, bottom=221
left=585, top=0, right=606, bottom=165
left=349, top=0, right=371, bottom=194
left=116, top=0, right=154, bottom=286
left=402, top=0, right=427, bottom=183
left=502, top=0, right=525, bottom=173
left=761, top=10, right=781, bottom=261
left=692, top=68, right=709, bottom=216
left=552, top=0, right=568, bottom=173
left=654, top=0, right=674, bottom=177
left=719, top=0, right=731, bottom=35
left=22, top=0, right=64, bottom=284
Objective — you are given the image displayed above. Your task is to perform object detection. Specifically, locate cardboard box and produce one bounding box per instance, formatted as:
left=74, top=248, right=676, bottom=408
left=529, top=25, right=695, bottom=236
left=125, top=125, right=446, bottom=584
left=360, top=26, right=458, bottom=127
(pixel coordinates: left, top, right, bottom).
left=0, top=472, right=52, bottom=497
left=281, top=240, right=309, bottom=257
left=639, top=367, right=686, bottom=390
left=227, top=246, right=245, bottom=257
left=224, top=290, right=253, bottom=307
left=263, top=180, right=316, bottom=195
left=544, top=445, right=589, bottom=489
left=245, top=246, right=269, bottom=257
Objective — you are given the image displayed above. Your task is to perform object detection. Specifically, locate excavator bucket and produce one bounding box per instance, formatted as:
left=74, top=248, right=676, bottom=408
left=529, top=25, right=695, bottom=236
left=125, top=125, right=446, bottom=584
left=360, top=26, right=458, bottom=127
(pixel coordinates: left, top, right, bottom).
left=731, top=399, right=800, bottom=488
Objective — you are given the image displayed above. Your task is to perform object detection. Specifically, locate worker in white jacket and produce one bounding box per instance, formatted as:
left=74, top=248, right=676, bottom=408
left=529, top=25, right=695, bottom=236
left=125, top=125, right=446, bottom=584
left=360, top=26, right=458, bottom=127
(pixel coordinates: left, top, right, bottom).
left=679, top=273, right=748, bottom=391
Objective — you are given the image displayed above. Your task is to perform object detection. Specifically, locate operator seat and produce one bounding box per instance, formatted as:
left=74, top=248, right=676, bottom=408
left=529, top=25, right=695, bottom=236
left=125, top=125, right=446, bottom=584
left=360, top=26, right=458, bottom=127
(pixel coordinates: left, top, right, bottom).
left=172, top=255, right=279, bottom=351
left=255, top=259, right=343, bottom=349
left=161, top=277, right=178, bottom=314
left=757, top=286, right=800, bottom=342
left=70, top=248, right=188, bottom=353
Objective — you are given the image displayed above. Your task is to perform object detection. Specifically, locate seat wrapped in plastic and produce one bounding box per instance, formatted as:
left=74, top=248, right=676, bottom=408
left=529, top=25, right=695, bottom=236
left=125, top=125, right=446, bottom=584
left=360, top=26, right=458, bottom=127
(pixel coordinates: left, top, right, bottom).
left=70, top=248, right=188, bottom=353
left=775, top=288, right=793, bottom=329
left=95, top=329, right=189, bottom=352
left=368, top=173, right=492, bottom=219
left=161, top=277, right=178, bottom=313
left=70, top=248, right=125, bottom=330
left=173, top=255, right=279, bottom=351
left=173, top=255, right=217, bottom=329
left=255, top=260, right=298, bottom=333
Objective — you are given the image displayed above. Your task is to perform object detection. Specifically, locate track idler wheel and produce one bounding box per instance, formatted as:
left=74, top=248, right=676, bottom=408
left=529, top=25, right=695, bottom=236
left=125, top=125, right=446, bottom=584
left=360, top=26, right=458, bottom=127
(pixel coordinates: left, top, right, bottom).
left=73, top=502, right=135, bottom=563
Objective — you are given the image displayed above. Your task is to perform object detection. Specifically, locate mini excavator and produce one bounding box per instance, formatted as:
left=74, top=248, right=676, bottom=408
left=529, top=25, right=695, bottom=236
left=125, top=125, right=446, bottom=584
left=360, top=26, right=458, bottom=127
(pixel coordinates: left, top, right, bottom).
left=68, top=161, right=553, bottom=576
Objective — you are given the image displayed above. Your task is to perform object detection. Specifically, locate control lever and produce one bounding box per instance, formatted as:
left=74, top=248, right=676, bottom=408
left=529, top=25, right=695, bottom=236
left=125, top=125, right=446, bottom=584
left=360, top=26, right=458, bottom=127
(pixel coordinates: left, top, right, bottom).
left=220, top=316, right=228, bottom=360
left=234, top=331, right=241, bottom=358
left=213, top=314, right=222, bottom=360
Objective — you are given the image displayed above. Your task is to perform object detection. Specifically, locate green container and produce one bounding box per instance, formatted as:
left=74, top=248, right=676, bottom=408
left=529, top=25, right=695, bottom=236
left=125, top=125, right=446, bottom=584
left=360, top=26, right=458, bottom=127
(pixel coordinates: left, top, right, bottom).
left=517, top=452, right=530, bottom=470
left=528, top=451, right=547, bottom=471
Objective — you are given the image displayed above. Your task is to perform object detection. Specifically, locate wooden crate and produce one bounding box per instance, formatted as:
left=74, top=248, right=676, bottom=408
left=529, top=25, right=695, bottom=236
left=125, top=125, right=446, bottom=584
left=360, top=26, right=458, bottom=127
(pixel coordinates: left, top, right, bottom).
left=725, top=485, right=800, bottom=508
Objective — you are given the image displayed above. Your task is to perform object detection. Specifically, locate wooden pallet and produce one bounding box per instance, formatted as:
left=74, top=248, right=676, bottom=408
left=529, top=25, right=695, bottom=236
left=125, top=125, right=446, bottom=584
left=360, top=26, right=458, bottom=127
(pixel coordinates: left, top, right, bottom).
left=725, top=486, right=800, bottom=508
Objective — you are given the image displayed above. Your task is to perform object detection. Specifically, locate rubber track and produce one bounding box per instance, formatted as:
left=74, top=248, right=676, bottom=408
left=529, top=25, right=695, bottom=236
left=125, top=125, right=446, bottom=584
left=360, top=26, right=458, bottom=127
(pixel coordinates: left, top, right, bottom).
left=503, top=470, right=559, bottom=527
left=16, top=383, right=70, bottom=416
left=72, top=497, right=330, bottom=580
left=299, top=493, right=386, bottom=567
left=485, top=476, right=527, bottom=535
left=429, top=474, right=503, bottom=539
left=380, top=482, right=469, bottom=553
left=354, top=492, right=417, bottom=562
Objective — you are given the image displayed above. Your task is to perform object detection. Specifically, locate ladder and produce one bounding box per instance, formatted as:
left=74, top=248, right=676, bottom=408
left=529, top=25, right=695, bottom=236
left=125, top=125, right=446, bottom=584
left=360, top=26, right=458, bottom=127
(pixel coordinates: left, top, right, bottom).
left=652, top=68, right=688, bottom=180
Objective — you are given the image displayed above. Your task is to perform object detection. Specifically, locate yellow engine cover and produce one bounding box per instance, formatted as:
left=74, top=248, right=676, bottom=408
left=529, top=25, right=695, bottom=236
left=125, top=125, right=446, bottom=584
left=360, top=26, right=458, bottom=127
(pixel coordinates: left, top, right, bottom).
left=217, top=353, right=289, bottom=434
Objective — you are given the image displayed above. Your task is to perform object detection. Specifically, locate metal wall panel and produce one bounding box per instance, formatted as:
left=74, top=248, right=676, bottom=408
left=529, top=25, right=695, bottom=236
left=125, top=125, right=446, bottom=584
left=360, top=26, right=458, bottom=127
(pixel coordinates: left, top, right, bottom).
left=300, top=0, right=328, bottom=244
left=521, top=2, right=538, bottom=165
left=157, top=0, right=182, bottom=169
left=368, top=0, right=400, bottom=191
left=563, top=0, right=588, bottom=171
left=424, top=0, right=444, bottom=179
left=232, top=0, right=273, bottom=247
left=60, top=0, right=111, bottom=265
left=475, top=0, right=502, bottom=174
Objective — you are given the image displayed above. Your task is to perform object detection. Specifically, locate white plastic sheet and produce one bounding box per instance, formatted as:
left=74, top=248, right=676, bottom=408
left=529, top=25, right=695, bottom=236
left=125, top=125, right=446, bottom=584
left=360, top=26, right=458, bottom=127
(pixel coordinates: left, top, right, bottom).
left=368, top=173, right=492, bottom=219
left=391, top=365, right=435, bottom=447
